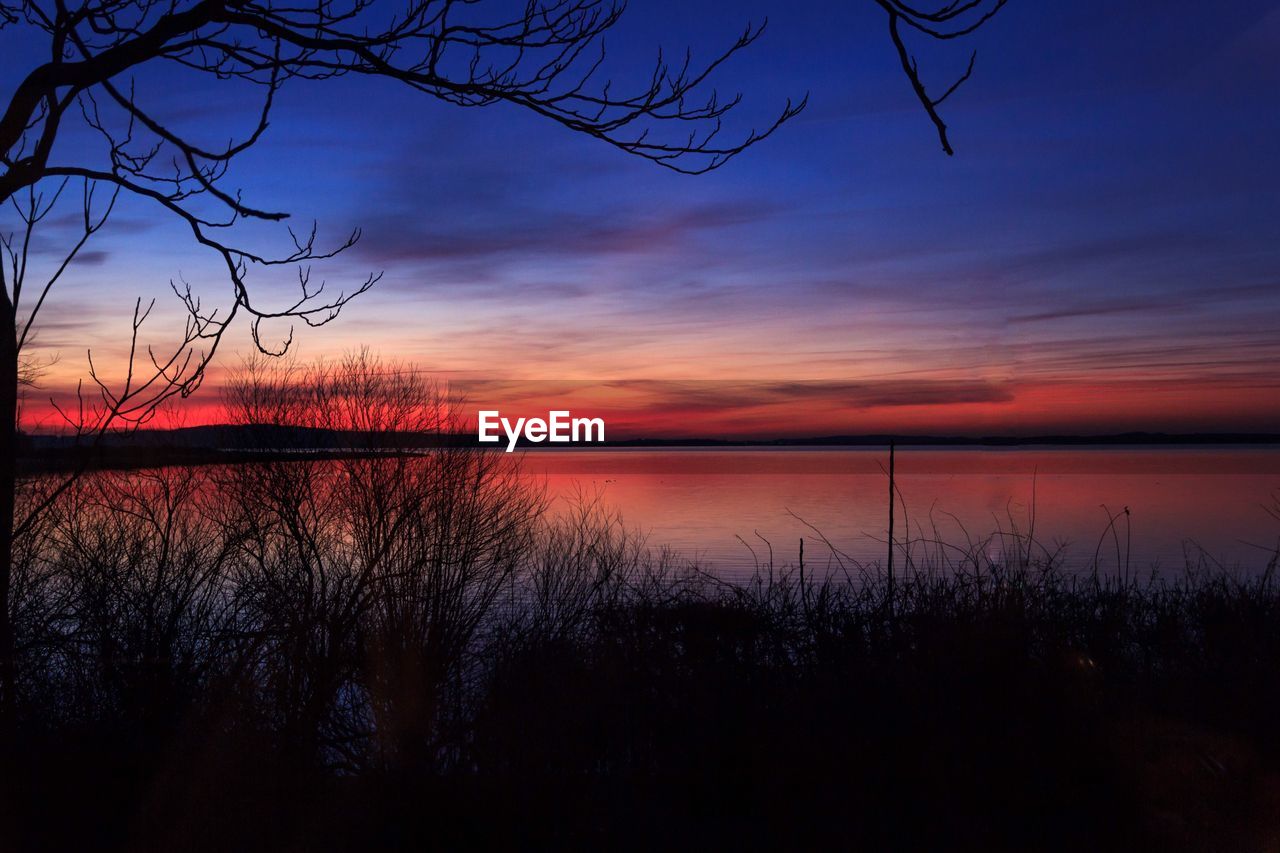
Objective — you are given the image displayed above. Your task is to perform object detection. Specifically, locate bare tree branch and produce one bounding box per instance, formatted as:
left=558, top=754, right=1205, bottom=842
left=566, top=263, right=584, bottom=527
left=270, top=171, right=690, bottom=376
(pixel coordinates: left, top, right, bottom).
left=876, top=0, right=1007, bottom=155
left=0, top=0, right=816, bottom=479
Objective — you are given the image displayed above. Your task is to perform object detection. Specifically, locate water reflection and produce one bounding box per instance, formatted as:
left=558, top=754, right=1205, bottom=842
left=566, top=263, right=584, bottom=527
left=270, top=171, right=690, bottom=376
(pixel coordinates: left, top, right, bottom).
left=523, top=447, right=1280, bottom=576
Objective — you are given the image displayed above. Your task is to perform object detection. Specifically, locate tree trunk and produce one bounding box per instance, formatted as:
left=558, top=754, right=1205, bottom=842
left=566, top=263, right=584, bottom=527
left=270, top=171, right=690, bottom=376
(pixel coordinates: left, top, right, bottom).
left=0, top=290, right=17, bottom=721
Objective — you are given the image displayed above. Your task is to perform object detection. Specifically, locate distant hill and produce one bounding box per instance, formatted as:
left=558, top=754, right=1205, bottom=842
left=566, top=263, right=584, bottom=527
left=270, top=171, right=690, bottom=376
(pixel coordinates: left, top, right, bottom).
left=20, top=420, right=1280, bottom=458
left=24, top=424, right=469, bottom=452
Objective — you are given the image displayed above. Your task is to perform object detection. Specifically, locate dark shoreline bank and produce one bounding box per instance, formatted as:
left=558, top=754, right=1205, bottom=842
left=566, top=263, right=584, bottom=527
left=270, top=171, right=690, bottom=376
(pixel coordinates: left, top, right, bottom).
left=17, top=427, right=1280, bottom=474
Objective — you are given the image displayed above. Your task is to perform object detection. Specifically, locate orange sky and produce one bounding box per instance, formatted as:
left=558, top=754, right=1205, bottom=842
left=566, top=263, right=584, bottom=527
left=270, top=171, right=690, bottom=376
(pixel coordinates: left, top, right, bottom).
left=21, top=369, right=1280, bottom=438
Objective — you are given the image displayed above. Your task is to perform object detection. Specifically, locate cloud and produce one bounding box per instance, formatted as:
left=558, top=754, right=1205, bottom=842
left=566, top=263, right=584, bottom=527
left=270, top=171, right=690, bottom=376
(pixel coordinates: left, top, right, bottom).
left=1008, top=301, right=1152, bottom=324
left=72, top=250, right=110, bottom=266
left=15, top=313, right=105, bottom=349
left=339, top=125, right=787, bottom=288
left=450, top=378, right=1017, bottom=412
left=351, top=199, right=782, bottom=275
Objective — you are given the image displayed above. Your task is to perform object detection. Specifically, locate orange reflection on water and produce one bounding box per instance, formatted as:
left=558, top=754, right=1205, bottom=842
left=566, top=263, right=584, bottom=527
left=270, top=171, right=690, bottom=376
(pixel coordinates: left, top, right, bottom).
left=519, top=447, right=1280, bottom=577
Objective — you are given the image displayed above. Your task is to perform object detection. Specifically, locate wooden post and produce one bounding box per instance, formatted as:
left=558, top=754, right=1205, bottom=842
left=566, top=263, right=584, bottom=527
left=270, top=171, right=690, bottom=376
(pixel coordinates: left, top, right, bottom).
left=887, top=440, right=895, bottom=614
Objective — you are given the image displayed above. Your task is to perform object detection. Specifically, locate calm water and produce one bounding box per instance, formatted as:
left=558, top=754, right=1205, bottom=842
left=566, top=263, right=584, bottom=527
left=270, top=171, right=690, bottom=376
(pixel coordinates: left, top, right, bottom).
left=522, top=447, right=1280, bottom=577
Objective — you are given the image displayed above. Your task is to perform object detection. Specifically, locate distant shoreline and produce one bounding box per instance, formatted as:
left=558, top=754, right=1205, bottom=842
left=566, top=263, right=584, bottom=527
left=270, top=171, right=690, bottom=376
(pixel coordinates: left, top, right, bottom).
left=566, top=433, right=1280, bottom=448
left=22, top=425, right=1280, bottom=449
left=16, top=427, right=1280, bottom=473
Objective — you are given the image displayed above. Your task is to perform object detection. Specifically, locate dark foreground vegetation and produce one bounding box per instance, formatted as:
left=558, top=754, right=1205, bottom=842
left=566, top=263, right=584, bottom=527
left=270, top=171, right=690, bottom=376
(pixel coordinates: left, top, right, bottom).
left=2, top=359, right=1278, bottom=852
left=1, top=468, right=1278, bottom=852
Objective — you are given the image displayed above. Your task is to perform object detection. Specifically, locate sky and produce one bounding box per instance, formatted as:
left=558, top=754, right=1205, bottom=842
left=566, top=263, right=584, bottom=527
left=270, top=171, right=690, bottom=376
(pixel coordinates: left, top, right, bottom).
left=4, top=0, right=1280, bottom=437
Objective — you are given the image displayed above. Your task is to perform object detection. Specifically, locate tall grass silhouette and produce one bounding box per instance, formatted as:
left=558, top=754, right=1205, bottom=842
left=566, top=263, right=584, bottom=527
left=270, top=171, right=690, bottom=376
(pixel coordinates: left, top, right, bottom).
left=1, top=355, right=1277, bottom=851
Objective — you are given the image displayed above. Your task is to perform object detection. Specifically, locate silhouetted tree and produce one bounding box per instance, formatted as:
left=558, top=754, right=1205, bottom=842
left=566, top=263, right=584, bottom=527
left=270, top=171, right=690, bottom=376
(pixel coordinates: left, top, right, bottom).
left=0, top=0, right=1005, bottom=716
left=218, top=351, right=545, bottom=768
left=0, top=0, right=805, bottom=718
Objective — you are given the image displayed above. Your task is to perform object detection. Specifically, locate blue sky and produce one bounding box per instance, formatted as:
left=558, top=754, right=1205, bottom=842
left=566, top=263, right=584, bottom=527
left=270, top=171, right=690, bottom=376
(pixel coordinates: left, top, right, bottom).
left=4, top=0, right=1280, bottom=433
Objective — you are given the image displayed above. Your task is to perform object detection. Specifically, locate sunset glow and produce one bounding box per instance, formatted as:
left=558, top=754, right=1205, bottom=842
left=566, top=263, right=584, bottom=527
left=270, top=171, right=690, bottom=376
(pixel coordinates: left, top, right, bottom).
left=6, top=1, right=1280, bottom=438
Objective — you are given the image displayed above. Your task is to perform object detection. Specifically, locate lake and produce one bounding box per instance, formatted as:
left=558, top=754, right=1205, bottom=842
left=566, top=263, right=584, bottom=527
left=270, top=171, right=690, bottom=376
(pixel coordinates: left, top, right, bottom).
left=521, top=446, right=1280, bottom=578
